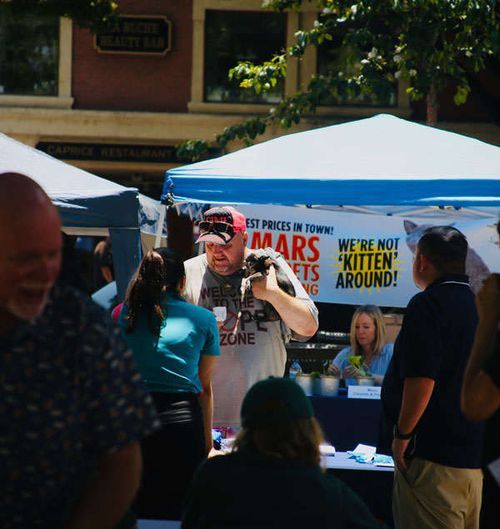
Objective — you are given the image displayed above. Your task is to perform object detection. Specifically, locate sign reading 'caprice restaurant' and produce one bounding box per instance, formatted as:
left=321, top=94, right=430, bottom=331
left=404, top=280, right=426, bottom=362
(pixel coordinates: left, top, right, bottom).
left=37, top=142, right=178, bottom=163
left=36, top=142, right=222, bottom=164
left=95, top=15, right=171, bottom=54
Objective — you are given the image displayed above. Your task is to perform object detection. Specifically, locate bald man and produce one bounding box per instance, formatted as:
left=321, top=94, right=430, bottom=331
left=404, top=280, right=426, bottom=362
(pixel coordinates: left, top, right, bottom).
left=0, top=173, right=159, bottom=529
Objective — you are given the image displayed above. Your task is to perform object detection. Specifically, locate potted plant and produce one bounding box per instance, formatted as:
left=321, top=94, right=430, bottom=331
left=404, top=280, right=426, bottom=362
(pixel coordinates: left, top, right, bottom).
left=319, top=372, right=340, bottom=397
left=310, top=371, right=323, bottom=396
left=346, top=355, right=375, bottom=386
left=295, top=372, right=314, bottom=396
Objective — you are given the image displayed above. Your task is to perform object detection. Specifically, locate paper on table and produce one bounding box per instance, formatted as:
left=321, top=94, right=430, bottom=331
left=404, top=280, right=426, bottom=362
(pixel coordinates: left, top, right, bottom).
left=319, top=442, right=336, bottom=456
left=349, top=443, right=376, bottom=461
left=373, top=454, right=394, bottom=467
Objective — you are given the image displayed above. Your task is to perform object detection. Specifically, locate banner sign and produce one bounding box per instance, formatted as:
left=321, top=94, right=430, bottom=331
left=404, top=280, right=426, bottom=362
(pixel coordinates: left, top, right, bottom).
left=237, top=205, right=499, bottom=307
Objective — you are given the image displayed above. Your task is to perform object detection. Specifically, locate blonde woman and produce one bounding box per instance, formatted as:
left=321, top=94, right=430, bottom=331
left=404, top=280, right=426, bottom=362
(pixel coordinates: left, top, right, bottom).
left=329, top=305, right=393, bottom=385
left=182, top=377, right=380, bottom=529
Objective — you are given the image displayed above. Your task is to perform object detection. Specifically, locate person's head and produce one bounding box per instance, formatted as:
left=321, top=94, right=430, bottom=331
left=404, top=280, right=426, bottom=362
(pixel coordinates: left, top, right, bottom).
left=413, top=226, right=468, bottom=289
left=0, top=172, right=62, bottom=329
left=350, top=304, right=386, bottom=356
left=93, top=237, right=114, bottom=288
left=124, top=247, right=185, bottom=333
left=233, top=377, right=324, bottom=466
left=196, top=206, right=248, bottom=276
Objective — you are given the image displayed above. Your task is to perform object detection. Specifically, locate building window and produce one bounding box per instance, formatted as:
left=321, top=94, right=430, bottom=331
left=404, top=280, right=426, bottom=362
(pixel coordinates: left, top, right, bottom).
left=0, top=8, right=59, bottom=96
left=204, top=9, right=286, bottom=104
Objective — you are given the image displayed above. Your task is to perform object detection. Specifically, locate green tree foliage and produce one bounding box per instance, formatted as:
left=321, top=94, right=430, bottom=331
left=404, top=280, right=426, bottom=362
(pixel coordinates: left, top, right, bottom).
left=178, top=0, right=499, bottom=161
left=5, top=0, right=118, bottom=31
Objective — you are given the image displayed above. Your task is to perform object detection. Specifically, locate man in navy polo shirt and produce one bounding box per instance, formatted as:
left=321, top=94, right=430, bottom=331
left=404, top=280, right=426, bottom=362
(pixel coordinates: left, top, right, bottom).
left=381, top=226, right=483, bottom=529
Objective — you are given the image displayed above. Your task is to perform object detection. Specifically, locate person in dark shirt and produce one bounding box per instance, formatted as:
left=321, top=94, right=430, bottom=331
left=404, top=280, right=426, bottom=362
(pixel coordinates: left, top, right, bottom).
left=0, top=172, right=159, bottom=529
left=182, top=377, right=382, bottom=529
left=381, top=225, right=483, bottom=529
left=461, top=221, right=500, bottom=529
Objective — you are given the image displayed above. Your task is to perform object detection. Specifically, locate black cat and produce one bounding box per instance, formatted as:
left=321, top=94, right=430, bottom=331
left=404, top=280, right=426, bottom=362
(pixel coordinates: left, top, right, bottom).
left=241, top=249, right=295, bottom=321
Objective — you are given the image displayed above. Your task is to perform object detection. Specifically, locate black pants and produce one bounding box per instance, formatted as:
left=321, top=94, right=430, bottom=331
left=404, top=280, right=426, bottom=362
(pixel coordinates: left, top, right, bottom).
left=135, top=392, right=206, bottom=521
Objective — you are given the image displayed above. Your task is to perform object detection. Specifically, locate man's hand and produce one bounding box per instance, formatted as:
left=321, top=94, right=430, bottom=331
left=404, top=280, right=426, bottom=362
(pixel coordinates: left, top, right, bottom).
left=251, top=264, right=280, bottom=301
left=249, top=263, right=318, bottom=337
left=392, top=438, right=411, bottom=472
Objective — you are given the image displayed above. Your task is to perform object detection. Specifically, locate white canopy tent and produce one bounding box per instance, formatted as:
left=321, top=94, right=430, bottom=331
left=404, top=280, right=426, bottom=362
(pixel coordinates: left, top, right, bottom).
left=163, top=114, right=499, bottom=216
left=155, top=114, right=499, bottom=307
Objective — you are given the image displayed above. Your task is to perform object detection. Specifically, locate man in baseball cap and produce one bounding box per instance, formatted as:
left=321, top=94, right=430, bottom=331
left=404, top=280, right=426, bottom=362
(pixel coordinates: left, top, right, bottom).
left=183, top=205, right=319, bottom=428
left=196, top=206, right=247, bottom=246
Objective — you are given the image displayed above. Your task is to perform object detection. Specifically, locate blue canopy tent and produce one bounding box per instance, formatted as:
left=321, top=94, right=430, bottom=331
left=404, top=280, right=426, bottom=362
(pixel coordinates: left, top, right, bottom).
left=162, top=114, right=500, bottom=211
left=0, top=132, right=162, bottom=299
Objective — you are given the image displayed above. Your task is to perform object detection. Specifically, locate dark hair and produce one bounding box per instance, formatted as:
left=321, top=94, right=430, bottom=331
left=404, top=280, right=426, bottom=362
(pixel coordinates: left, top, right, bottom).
left=417, top=226, right=468, bottom=274
left=233, top=416, right=324, bottom=467
left=124, top=247, right=185, bottom=334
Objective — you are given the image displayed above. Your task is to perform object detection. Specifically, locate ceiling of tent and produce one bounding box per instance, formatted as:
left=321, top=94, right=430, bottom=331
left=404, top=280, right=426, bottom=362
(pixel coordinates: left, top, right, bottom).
left=164, top=114, right=500, bottom=211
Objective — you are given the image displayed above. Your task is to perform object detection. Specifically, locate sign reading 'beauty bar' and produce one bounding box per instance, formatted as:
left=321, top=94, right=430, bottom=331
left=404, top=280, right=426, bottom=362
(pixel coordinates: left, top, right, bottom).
left=95, top=15, right=171, bottom=55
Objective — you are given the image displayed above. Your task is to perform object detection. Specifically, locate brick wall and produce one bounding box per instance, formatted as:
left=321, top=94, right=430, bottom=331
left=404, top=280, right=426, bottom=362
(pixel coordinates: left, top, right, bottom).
left=72, top=0, right=193, bottom=112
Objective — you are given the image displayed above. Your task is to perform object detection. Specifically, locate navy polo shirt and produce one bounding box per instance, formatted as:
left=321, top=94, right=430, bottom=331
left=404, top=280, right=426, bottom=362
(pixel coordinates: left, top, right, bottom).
left=381, top=274, right=483, bottom=468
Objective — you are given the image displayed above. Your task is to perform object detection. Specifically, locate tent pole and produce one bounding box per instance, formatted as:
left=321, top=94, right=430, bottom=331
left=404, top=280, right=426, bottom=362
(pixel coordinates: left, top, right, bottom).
left=154, top=192, right=175, bottom=248
left=154, top=204, right=167, bottom=248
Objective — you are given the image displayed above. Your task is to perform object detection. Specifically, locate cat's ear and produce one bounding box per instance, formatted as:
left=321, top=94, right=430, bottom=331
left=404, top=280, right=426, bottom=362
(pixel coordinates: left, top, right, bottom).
left=404, top=220, right=417, bottom=234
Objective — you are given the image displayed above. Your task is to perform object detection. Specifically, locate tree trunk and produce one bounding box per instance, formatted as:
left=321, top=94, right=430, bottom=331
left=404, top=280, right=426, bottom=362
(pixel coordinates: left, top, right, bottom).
left=426, top=83, right=438, bottom=126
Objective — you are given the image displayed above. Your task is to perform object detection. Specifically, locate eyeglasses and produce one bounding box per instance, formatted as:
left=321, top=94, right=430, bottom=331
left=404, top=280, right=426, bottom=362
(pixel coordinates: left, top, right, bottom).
left=198, top=220, right=235, bottom=236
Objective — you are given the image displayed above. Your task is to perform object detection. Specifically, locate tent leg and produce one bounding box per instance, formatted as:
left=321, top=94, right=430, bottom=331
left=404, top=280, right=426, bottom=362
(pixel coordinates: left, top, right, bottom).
left=154, top=204, right=167, bottom=248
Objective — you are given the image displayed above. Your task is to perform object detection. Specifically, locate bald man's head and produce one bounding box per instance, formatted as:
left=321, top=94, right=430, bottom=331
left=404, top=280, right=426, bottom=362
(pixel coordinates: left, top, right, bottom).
left=0, top=172, right=55, bottom=216
left=0, top=173, right=62, bottom=329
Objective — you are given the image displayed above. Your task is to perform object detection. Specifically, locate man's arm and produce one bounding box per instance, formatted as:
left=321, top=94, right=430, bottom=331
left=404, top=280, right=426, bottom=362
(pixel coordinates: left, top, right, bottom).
left=461, top=274, right=500, bottom=421
left=392, top=377, right=435, bottom=472
left=64, top=442, right=142, bottom=529
left=462, top=370, right=500, bottom=422
left=251, top=265, right=318, bottom=337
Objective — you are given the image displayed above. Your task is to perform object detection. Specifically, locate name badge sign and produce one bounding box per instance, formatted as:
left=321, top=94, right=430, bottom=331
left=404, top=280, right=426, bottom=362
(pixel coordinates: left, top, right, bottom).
left=347, top=386, right=381, bottom=400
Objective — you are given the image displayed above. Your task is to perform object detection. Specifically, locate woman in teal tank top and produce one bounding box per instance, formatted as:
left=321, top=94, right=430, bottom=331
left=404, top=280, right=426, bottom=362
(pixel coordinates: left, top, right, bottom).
left=119, top=248, right=220, bottom=520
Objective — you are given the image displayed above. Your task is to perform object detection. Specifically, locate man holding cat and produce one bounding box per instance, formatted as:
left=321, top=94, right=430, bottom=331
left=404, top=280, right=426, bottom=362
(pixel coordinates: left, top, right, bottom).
left=183, top=206, right=318, bottom=429
left=381, top=225, right=483, bottom=529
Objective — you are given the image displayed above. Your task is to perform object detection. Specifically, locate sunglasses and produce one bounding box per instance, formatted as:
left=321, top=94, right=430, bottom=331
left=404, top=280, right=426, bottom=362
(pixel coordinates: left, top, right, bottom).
left=198, top=220, right=235, bottom=236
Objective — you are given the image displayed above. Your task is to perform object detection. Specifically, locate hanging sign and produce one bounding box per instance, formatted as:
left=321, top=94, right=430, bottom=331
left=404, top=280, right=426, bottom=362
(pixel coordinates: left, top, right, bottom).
left=235, top=205, right=498, bottom=307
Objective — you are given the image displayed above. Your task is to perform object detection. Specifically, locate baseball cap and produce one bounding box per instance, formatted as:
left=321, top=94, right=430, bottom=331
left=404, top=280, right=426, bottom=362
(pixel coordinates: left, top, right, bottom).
left=196, top=206, right=247, bottom=245
left=241, top=377, right=314, bottom=428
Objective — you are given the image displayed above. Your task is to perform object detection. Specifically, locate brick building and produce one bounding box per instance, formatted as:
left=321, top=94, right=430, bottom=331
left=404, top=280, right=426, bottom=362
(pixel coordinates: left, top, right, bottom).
left=1, top=0, right=499, bottom=199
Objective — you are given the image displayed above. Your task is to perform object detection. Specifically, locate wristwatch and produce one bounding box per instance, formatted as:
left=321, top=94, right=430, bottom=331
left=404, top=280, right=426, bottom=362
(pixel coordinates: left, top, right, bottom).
left=393, top=424, right=413, bottom=440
